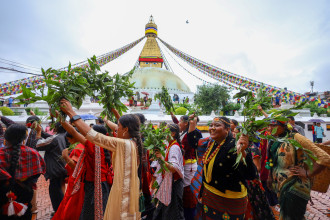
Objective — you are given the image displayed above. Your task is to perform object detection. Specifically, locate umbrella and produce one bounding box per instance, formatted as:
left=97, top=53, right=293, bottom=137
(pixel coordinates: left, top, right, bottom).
left=141, top=92, right=149, bottom=95
left=308, top=119, right=325, bottom=123
left=79, top=114, right=98, bottom=120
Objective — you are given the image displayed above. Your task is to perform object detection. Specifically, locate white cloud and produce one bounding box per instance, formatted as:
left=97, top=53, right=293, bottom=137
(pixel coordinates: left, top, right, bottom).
left=1, top=0, right=329, bottom=94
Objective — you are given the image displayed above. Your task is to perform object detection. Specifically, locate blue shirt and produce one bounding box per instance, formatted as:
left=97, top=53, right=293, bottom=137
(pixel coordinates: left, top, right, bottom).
left=315, top=126, right=324, bottom=139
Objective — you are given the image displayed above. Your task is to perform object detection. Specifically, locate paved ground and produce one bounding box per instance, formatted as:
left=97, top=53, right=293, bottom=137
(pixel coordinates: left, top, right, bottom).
left=33, top=176, right=329, bottom=220
left=32, top=176, right=53, bottom=220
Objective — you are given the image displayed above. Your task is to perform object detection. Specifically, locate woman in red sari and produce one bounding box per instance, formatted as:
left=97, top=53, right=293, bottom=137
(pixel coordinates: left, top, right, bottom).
left=53, top=123, right=112, bottom=220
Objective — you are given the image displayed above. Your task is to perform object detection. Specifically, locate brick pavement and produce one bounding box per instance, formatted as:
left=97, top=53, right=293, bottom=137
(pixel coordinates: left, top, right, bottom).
left=32, top=176, right=53, bottom=220
left=33, top=175, right=329, bottom=220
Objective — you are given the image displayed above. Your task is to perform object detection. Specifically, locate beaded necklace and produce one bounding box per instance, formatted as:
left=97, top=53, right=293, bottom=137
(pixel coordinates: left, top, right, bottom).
left=202, top=139, right=226, bottom=165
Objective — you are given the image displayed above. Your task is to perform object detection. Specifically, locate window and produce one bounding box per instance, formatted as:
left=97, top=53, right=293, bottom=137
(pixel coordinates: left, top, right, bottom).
left=327, top=124, right=330, bottom=131
left=307, top=124, right=313, bottom=131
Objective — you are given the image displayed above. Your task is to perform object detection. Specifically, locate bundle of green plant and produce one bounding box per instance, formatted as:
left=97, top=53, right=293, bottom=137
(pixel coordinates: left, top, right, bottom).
left=232, top=88, right=314, bottom=169
left=17, top=56, right=136, bottom=120
left=141, top=123, right=171, bottom=188
left=154, top=86, right=174, bottom=113
left=81, top=57, right=135, bottom=118
left=17, top=63, right=91, bottom=118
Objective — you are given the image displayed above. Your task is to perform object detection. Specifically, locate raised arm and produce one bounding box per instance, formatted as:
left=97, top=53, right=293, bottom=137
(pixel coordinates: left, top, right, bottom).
left=111, top=108, right=121, bottom=120
left=170, top=112, right=179, bottom=124
left=0, top=116, right=15, bottom=127
left=257, top=105, right=268, bottom=118
left=103, top=116, right=118, bottom=132
left=60, top=99, right=91, bottom=136
left=61, top=120, right=87, bottom=145
left=60, top=99, right=122, bottom=152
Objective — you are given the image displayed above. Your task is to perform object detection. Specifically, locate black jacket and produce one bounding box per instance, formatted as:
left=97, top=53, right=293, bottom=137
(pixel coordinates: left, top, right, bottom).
left=188, top=131, right=257, bottom=193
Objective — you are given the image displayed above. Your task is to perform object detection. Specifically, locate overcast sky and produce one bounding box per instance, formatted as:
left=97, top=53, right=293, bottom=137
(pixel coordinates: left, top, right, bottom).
left=1, top=0, right=329, bottom=94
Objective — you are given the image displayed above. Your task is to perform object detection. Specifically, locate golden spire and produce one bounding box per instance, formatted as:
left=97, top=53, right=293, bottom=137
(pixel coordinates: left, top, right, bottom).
left=145, top=15, right=157, bottom=37
left=139, top=16, right=163, bottom=68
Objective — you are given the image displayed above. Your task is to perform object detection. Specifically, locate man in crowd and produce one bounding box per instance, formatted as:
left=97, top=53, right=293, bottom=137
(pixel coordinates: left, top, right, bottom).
left=315, top=122, right=325, bottom=143
left=36, top=123, right=67, bottom=216
left=287, top=116, right=305, bottom=136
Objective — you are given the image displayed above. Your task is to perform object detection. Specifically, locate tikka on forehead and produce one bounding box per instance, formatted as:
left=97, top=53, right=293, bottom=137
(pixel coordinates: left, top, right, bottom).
left=213, top=117, right=230, bottom=125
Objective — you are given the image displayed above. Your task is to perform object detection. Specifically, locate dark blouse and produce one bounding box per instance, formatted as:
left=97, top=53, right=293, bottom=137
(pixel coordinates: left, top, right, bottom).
left=188, top=130, right=257, bottom=193
left=171, top=114, right=202, bottom=160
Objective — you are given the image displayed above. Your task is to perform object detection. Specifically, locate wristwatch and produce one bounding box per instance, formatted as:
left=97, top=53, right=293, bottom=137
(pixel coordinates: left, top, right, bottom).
left=70, top=115, right=81, bottom=124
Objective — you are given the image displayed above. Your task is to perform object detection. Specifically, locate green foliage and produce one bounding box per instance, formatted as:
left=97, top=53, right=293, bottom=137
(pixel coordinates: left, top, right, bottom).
left=16, top=56, right=135, bottom=120
left=16, top=63, right=92, bottom=118
left=233, top=87, right=315, bottom=170
left=175, top=107, right=188, bottom=115
left=141, top=123, right=171, bottom=178
left=173, top=103, right=192, bottom=110
left=305, top=102, right=328, bottom=116
left=25, top=107, right=47, bottom=116
left=222, top=102, right=241, bottom=115
left=83, top=57, right=135, bottom=118
left=154, top=86, right=174, bottom=113
left=194, top=84, right=230, bottom=114
left=0, top=106, right=14, bottom=116
left=173, top=103, right=202, bottom=116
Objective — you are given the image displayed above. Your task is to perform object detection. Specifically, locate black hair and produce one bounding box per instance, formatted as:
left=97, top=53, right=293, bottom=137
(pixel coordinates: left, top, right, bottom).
left=214, top=117, right=231, bottom=129
left=92, top=124, right=107, bottom=135
left=65, top=127, right=79, bottom=139
left=231, top=119, right=238, bottom=126
left=55, top=122, right=66, bottom=134
left=180, top=115, right=189, bottom=122
left=97, top=117, right=104, bottom=124
left=4, top=124, right=28, bottom=181
left=118, top=114, right=142, bottom=161
left=26, top=116, right=40, bottom=124
left=134, top=113, right=146, bottom=124
left=167, top=124, right=184, bottom=154
left=287, top=116, right=295, bottom=121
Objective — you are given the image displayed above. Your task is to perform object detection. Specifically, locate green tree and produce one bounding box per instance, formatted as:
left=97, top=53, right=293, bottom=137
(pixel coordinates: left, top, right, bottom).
left=194, top=84, right=231, bottom=114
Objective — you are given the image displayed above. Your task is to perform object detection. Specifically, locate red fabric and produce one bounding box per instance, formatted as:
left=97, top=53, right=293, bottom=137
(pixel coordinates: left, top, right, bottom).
left=138, top=58, right=163, bottom=62
left=141, top=150, right=151, bottom=195
left=183, top=186, right=197, bottom=208
left=0, top=145, right=45, bottom=181
left=65, top=144, right=84, bottom=177
left=53, top=167, right=85, bottom=220
left=171, top=115, right=179, bottom=124
left=164, top=141, right=182, bottom=180
left=84, top=140, right=108, bottom=182
left=181, top=133, right=196, bottom=160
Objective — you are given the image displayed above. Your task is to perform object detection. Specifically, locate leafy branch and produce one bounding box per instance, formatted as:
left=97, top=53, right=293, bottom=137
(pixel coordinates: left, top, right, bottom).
left=232, top=87, right=315, bottom=169
left=141, top=123, right=171, bottom=190
left=154, top=86, right=175, bottom=113
left=17, top=56, right=136, bottom=121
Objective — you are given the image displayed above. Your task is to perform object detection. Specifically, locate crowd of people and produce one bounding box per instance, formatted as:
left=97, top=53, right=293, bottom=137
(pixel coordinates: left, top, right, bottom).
left=0, top=101, right=330, bottom=220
